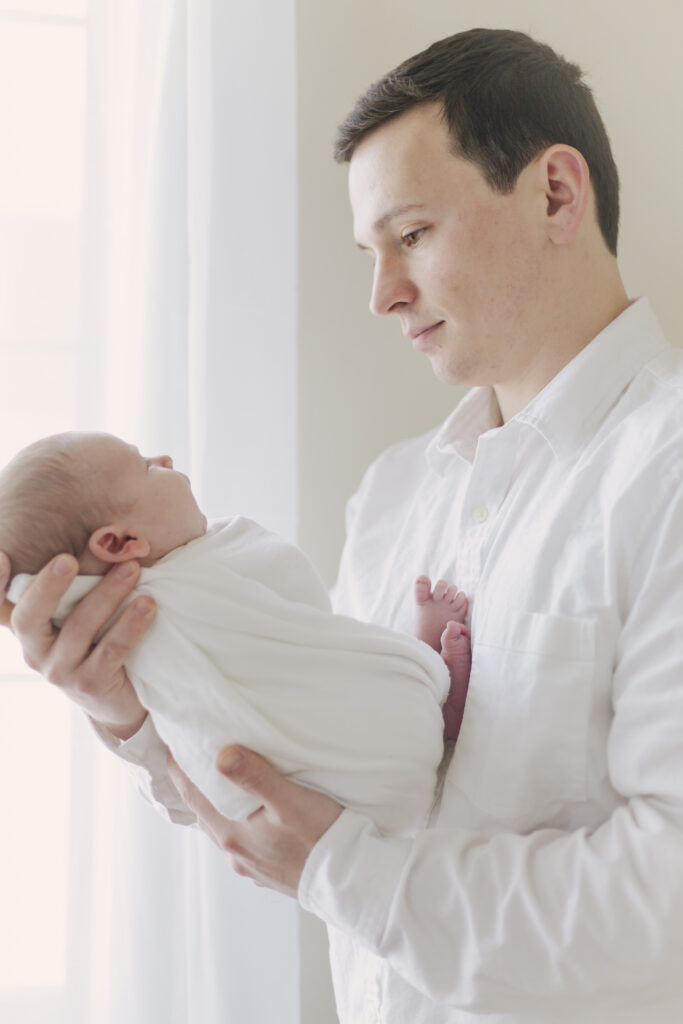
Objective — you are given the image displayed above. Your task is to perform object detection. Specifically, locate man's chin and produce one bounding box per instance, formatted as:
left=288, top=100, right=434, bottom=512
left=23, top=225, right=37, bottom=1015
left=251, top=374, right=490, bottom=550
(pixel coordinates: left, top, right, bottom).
left=429, top=353, right=472, bottom=388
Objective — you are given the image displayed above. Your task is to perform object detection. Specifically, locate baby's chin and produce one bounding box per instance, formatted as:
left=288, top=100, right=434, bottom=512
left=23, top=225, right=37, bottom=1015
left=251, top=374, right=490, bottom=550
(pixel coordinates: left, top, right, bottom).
left=190, top=513, right=208, bottom=543
left=186, top=513, right=209, bottom=544
left=181, top=515, right=208, bottom=547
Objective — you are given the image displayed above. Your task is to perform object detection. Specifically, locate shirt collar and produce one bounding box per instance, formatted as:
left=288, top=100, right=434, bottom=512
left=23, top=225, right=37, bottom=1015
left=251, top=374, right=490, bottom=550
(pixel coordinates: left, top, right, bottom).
left=426, top=387, right=502, bottom=473
left=426, top=298, right=671, bottom=473
left=517, top=298, right=671, bottom=459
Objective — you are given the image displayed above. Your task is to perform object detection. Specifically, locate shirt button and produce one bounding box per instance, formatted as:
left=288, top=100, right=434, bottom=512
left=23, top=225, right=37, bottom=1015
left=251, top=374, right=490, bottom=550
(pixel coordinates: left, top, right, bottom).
left=472, top=505, right=489, bottom=524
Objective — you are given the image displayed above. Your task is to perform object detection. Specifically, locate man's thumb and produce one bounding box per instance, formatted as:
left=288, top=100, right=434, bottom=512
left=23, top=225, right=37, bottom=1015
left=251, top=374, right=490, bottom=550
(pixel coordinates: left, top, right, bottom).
left=216, top=745, right=280, bottom=803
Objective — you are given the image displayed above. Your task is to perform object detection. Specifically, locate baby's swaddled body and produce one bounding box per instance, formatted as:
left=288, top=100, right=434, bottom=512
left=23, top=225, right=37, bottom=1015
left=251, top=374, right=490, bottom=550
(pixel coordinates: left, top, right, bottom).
left=37, top=518, right=450, bottom=834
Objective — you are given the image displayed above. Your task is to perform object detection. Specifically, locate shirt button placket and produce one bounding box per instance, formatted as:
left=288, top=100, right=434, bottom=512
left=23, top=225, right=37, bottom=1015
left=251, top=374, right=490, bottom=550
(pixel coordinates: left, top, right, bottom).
left=458, top=502, right=491, bottom=594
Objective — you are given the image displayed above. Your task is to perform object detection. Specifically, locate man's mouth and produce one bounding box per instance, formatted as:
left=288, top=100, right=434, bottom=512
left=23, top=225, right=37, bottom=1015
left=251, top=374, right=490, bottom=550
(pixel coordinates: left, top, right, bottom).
left=407, top=321, right=444, bottom=350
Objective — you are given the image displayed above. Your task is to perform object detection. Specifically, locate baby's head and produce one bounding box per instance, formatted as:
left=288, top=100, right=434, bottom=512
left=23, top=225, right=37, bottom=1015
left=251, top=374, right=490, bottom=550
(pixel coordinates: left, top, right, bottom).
left=0, top=431, right=207, bottom=579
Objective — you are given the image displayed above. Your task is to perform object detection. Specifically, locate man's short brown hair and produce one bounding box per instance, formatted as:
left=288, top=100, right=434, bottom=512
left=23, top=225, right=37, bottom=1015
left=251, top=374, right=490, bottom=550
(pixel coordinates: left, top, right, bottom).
left=334, top=28, right=619, bottom=255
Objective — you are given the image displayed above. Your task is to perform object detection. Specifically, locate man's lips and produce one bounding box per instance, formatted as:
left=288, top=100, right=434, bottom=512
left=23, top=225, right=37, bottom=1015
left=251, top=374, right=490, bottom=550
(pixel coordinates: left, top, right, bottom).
left=406, top=321, right=445, bottom=350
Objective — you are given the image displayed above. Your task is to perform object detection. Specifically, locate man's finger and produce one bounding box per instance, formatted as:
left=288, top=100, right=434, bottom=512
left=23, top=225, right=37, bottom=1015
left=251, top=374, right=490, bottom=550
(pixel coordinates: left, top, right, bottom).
left=0, top=552, right=11, bottom=597
left=56, top=561, right=144, bottom=663
left=11, top=554, right=154, bottom=689
left=216, top=745, right=284, bottom=808
left=167, top=752, right=241, bottom=847
left=10, top=554, right=80, bottom=664
left=0, top=599, right=13, bottom=627
left=0, top=552, right=11, bottom=625
left=0, top=553, right=12, bottom=624
left=76, top=594, right=156, bottom=692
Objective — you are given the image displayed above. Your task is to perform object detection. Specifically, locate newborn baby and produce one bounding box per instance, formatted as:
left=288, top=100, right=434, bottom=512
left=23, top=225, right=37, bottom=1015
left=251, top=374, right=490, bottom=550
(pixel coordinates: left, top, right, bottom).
left=1, top=432, right=471, bottom=835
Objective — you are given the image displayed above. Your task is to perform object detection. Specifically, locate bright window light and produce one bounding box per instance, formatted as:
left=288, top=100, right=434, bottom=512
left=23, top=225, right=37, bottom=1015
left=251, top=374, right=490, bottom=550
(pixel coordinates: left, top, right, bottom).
left=0, top=631, right=72, bottom=989
left=0, top=2, right=86, bottom=18
left=0, top=3, right=88, bottom=1009
left=0, top=21, right=86, bottom=218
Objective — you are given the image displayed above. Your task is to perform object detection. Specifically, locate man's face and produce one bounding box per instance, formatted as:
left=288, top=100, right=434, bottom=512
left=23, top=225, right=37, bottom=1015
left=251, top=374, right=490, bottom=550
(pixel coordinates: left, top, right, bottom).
left=349, top=103, right=549, bottom=394
left=83, top=434, right=207, bottom=563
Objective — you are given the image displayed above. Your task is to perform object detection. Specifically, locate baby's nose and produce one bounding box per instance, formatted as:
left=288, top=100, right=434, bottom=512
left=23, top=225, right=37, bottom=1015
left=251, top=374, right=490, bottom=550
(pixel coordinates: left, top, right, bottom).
left=152, top=454, right=173, bottom=468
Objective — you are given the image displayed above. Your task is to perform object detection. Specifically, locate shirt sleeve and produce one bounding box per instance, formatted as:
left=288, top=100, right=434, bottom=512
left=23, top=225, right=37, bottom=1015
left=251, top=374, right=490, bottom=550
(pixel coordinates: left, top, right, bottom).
left=299, top=468, right=683, bottom=1014
left=89, top=714, right=197, bottom=826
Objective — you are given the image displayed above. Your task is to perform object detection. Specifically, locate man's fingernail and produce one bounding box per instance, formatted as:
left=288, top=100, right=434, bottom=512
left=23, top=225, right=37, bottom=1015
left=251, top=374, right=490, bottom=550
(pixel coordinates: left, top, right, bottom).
left=114, top=561, right=136, bottom=579
left=217, top=749, right=243, bottom=774
left=53, top=555, right=75, bottom=576
left=133, top=596, right=155, bottom=617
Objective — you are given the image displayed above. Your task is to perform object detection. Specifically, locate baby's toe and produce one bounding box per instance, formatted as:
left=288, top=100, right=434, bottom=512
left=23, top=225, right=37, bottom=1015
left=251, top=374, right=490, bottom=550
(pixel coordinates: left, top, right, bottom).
left=441, top=620, right=470, bottom=655
left=414, top=576, right=432, bottom=605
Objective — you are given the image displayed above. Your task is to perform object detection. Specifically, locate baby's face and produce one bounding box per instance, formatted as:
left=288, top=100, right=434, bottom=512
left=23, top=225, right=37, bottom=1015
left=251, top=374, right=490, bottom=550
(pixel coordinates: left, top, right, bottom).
left=84, top=434, right=207, bottom=563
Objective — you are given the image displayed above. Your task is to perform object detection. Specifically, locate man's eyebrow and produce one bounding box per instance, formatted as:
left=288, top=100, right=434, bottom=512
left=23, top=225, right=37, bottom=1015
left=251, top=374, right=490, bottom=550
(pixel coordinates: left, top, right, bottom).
left=355, top=203, right=427, bottom=250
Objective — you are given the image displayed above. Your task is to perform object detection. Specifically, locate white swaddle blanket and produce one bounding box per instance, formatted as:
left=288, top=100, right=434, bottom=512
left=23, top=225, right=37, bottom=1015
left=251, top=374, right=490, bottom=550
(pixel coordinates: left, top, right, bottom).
left=10, top=518, right=449, bottom=834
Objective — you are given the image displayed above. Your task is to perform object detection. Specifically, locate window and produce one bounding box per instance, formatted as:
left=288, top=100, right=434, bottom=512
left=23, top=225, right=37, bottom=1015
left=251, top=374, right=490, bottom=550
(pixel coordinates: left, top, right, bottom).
left=0, top=3, right=88, bottom=1020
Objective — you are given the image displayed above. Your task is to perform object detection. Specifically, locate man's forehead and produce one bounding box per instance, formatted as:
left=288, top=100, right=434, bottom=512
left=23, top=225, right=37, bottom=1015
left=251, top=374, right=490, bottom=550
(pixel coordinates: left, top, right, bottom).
left=349, top=153, right=432, bottom=240
left=351, top=113, right=439, bottom=190
left=348, top=106, right=457, bottom=224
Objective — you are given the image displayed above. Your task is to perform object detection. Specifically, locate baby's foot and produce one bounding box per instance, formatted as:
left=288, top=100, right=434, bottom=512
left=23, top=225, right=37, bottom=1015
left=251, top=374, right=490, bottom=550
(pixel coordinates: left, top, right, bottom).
left=414, top=576, right=468, bottom=652
left=440, top=621, right=472, bottom=742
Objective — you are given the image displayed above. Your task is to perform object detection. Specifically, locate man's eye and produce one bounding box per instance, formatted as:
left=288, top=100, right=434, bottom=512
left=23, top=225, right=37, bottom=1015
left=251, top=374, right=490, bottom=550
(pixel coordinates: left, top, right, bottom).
left=402, top=228, right=426, bottom=247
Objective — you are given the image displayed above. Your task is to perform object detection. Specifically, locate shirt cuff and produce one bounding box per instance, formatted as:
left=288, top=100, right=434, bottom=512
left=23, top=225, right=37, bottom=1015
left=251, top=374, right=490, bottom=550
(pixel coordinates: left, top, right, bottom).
left=298, top=808, right=411, bottom=950
left=88, top=713, right=196, bottom=826
left=88, top=712, right=158, bottom=761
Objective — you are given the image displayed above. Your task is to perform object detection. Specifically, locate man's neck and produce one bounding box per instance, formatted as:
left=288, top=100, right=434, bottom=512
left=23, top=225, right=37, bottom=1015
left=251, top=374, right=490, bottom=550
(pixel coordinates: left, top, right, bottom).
left=494, top=275, right=631, bottom=424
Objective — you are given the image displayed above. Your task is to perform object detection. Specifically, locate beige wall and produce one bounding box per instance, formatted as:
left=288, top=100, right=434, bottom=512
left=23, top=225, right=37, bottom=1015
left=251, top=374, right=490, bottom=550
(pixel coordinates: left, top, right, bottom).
left=295, top=4, right=683, bottom=1020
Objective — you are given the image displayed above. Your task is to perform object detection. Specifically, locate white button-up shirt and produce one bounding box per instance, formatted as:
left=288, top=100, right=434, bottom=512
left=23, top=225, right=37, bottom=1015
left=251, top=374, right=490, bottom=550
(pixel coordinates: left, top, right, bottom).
left=299, top=299, right=683, bottom=1023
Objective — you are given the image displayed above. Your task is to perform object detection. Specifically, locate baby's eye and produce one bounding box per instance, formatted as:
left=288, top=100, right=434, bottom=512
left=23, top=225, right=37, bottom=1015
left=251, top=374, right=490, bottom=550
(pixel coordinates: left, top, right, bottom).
left=401, top=227, right=427, bottom=248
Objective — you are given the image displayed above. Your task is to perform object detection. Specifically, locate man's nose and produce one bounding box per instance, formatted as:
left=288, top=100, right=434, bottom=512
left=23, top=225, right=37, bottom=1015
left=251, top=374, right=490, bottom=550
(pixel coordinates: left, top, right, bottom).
left=369, top=257, right=416, bottom=316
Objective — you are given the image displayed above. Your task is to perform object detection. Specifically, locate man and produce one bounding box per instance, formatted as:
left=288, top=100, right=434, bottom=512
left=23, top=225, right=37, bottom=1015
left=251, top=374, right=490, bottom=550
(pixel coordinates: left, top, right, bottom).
left=4, top=28, right=683, bottom=1023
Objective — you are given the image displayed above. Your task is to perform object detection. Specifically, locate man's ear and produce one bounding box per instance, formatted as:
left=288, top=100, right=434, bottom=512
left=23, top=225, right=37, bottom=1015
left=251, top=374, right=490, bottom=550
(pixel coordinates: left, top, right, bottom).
left=538, top=145, right=591, bottom=245
left=88, top=525, right=151, bottom=564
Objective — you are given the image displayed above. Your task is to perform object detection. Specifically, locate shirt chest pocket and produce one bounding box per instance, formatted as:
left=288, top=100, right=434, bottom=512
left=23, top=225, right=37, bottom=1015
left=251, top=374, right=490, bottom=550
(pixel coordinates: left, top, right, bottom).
left=450, top=611, right=596, bottom=826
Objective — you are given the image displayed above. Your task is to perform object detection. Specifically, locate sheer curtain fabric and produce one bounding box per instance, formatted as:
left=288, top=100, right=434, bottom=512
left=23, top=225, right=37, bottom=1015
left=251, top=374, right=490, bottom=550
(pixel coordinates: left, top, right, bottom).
left=71, top=1, right=300, bottom=1021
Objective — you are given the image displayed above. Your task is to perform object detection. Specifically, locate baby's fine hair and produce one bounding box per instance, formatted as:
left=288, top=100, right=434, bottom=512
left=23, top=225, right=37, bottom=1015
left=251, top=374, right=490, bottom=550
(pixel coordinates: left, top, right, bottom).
left=0, top=432, right=126, bottom=577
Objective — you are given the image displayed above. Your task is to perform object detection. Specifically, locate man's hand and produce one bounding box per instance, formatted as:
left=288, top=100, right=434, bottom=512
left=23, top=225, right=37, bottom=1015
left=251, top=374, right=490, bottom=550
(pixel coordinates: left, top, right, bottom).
left=168, top=745, right=343, bottom=897
left=0, top=550, right=155, bottom=740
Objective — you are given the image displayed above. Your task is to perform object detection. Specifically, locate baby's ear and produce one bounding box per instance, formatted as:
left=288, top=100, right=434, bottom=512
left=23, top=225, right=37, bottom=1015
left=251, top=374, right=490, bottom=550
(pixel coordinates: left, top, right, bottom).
left=88, top=525, right=151, bottom=563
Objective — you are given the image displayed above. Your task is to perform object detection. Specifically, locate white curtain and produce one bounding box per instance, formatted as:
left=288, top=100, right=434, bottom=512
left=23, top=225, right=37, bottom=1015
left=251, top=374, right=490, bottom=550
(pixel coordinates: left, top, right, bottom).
left=67, top=1, right=301, bottom=1020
